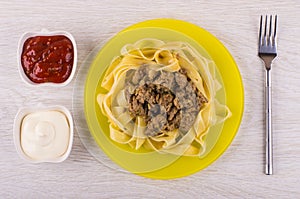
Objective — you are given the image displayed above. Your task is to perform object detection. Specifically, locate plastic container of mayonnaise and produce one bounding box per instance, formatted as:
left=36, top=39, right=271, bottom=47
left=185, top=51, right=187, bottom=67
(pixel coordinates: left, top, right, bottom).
left=13, top=105, right=73, bottom=163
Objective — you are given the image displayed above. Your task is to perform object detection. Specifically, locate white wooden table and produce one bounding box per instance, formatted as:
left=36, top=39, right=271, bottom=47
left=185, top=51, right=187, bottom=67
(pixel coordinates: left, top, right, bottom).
left=1, top=1, right=300, bottom=198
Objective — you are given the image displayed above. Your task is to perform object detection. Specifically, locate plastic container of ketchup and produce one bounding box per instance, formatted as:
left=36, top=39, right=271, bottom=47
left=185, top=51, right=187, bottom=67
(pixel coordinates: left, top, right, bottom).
left=17, top=29, right=77, bottom=87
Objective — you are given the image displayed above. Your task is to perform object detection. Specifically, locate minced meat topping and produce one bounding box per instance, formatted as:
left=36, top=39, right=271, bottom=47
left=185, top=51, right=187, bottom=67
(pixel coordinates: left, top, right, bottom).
left=126, top=65, right=208, bottom=137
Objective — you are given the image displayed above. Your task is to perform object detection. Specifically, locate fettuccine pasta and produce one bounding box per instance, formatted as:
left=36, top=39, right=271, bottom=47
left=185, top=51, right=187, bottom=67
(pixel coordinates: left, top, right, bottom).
left=97, top=39, right=231, bottom=157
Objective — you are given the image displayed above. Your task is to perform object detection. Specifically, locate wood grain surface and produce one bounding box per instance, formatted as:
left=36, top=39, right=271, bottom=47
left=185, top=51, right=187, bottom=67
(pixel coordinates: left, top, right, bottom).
left=1, top=0, right=300, bottom=198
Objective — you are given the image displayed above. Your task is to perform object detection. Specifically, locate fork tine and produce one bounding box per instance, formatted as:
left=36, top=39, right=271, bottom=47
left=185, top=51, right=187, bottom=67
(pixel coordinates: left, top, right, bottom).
left=274, top=15, right=277, bottom=43
left=264, top=15, right=267, bottom=36
left=264, top=15, right=267, bottom=45
left=268, top=15, right=272, bottom=45
left=259, top=15, right=263, bottom=45
left=271, top=15, right=278, bottom=47
left=274, top=15, right=277, bottom=37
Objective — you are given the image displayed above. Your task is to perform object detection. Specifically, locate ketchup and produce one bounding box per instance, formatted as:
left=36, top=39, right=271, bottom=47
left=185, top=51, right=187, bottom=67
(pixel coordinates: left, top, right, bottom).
left=21, top=35, right=74, bottom=83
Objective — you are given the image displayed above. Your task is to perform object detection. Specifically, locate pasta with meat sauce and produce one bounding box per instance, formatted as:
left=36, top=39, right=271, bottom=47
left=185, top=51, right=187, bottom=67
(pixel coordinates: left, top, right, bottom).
left=97, top=39, right=231, bottom=156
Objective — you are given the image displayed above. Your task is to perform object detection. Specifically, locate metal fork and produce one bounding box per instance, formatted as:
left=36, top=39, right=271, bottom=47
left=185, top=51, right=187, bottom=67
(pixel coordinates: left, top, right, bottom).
left=258, top=15, right=278, bottom=175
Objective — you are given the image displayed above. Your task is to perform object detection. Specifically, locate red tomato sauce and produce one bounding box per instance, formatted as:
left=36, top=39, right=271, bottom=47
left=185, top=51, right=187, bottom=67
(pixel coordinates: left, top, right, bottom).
left=21, top=35, right=74, bottom=83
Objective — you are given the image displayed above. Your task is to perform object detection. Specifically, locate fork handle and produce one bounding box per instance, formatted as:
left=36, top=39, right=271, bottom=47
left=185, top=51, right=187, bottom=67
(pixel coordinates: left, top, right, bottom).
left=265, top=69, right=273, bottom=175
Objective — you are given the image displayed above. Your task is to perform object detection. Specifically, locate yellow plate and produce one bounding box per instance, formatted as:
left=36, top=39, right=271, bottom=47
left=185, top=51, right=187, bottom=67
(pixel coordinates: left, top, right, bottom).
left=84, top=19, right=244, bottom=179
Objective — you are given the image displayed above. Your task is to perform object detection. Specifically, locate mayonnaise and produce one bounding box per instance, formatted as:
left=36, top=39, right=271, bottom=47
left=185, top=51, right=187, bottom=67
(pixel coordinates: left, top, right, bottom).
left=21, top=110, right=70, bottom=160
